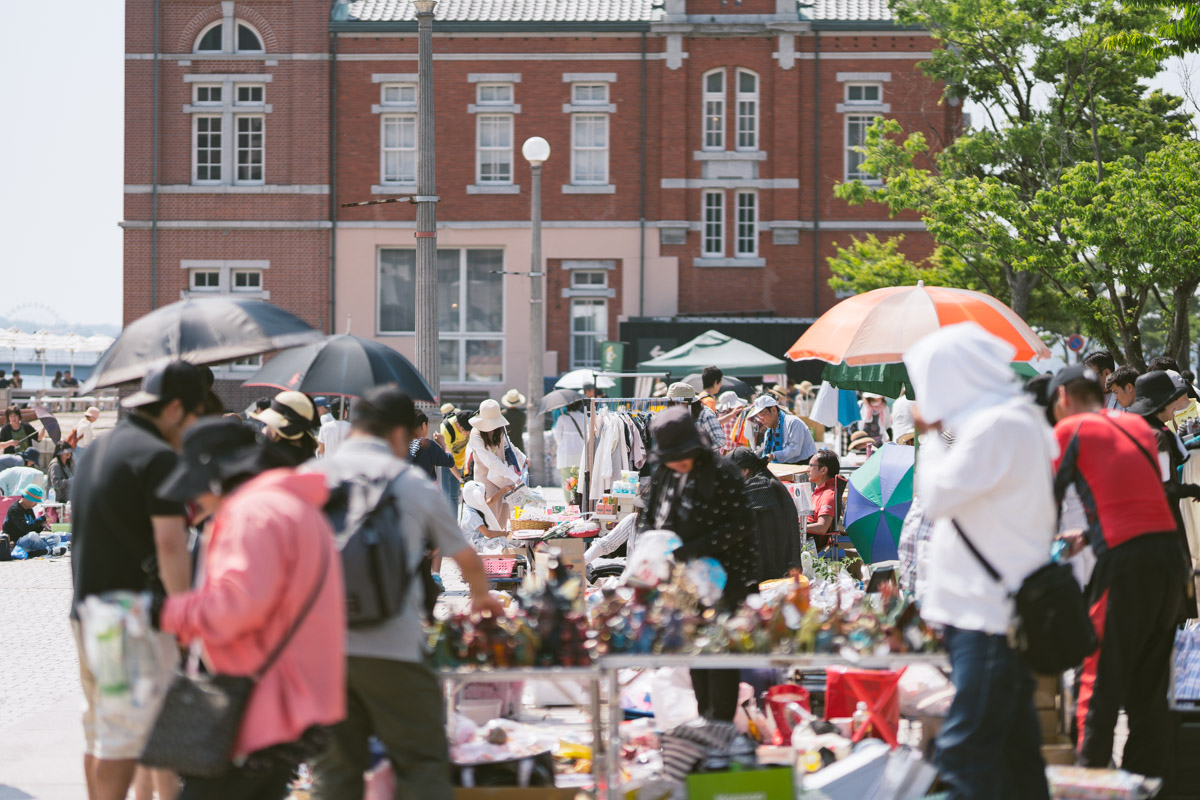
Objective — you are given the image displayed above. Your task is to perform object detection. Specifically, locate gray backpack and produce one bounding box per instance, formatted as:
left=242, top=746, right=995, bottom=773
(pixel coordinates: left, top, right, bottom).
left=323, top=467, right=411, bottom=627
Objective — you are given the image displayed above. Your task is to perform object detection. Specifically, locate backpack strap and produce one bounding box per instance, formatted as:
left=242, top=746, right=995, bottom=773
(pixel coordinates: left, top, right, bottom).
left=1098, top=414, right=1161, bottom=478
left=951, top=519, right=1004, bottom=585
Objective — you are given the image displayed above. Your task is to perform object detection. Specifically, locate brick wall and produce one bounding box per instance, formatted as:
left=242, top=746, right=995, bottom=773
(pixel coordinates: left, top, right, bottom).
left=546, top=258, right=625, bottom=374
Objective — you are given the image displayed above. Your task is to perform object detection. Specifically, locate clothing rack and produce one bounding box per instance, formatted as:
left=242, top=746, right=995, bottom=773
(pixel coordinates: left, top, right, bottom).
left=582, top=397, right=664, bottom=509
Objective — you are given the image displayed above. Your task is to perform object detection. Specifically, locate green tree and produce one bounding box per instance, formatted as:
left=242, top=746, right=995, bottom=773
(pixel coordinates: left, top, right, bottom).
left=1107, top=0, right=1200, bottom=56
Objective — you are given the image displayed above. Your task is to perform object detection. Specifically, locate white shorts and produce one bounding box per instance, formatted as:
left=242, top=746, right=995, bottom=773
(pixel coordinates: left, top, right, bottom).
left=73, top=620, right=179, bottom=761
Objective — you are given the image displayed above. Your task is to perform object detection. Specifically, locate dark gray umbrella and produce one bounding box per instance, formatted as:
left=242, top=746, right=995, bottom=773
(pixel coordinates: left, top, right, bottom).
left=81, top=298, right=324, bottom=391
left=538, top=388, right=584, bottom=415
left=683, top=373, right=753, bottom=399
left=242, top=334, right=436, bottom=402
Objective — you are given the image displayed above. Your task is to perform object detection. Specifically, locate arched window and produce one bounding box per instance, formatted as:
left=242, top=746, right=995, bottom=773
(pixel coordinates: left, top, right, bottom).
left=735, top=69, right=759, bottom=151
left=702, top=69, right=725, bottom=151
left=193, top=19, right=265, bottom=53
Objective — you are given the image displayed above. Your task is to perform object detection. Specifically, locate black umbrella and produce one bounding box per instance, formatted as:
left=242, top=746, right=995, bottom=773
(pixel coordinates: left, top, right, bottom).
left=81, top=298, right=325, bottom=391
left=538, top=388, right=584, bottom=415
left=683, top=373, right=753, bottom=399
left=242, top=334, right=436, bottom=403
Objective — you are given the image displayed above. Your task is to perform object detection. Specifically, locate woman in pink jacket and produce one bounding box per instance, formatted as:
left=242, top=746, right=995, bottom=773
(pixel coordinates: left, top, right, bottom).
left=153, top=417, right=346, bottom=799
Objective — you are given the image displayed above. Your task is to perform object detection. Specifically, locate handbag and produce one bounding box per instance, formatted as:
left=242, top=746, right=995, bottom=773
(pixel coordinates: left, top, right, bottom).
left=953, top=519, right=1097, bottom=675
left=140, top=544, right=330, bottom=778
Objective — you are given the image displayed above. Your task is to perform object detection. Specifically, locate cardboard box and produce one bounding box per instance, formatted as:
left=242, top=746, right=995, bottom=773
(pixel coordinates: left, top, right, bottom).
left=455, top=790, right=580, bottom=800
left=1035, top=675, right=1059, bottom=710
left=686, top=768, right=794, bottom=800
left=1038, top=708, right=1061, bottom=738
left=533, top=538, right=586, bottom=581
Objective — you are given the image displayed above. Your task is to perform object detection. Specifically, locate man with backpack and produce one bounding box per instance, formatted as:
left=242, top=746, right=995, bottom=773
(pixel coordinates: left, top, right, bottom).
left=307, top=386, right=503, bottom=800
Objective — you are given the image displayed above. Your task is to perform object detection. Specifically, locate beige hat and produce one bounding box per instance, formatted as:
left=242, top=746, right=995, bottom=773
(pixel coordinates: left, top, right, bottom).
left=652, top=380, right=669, bottom=398
left=440, top=402, right=457, bottom=416
left=253, top=391, right=317, bottom=440
left=849, top=430, right=875, bottom=450
left=85, top=406, right=101, bottom=419
left=501, top=389, right=526, bottom=408
left=797, top=381, right=814, bottom=395
left=462, top=480, right=503, bottom=531
left=666, top=381, right=697, bottom=402
left=470, top=399, right=510, bottom=432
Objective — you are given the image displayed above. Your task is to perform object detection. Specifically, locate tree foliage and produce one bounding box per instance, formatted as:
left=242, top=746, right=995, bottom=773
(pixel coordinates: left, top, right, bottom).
left=1107, top=0, right=1200, bottom=56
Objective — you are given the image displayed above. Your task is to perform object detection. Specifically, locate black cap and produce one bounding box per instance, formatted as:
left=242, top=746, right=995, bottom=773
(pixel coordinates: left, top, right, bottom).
left=651, top=406, right=706, bottom=460
left=1046, top=365, right=1099, bottom=404
left=1128, top=370, right=1188, bottom=417
left=157, top=417, right=263, bottom=502
left=121, top=361, right=207, bottom=411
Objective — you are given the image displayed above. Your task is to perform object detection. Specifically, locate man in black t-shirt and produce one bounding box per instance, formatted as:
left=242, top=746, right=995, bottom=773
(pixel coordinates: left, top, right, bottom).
left=71, top=361, right=205, bottom=800
left=407, top=410, right=458, bottom=483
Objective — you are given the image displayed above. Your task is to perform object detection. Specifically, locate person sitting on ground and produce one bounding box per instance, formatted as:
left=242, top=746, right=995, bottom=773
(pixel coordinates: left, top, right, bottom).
left=60, top=370, right=80, bottom=388
left=459, top=481, right=519, bottom=551
left=0, top=450, right=45, bottom=497
left=47, top=443, right=74, bottom=503
left=51, top=371, right=64, bottom=389
left=253, top=391, right=319, bottom=467
left=666, top=381, right=727, bottom=452
left=748, top=394, right=815, bottom=466
left=0, top=406, right=43, bottom=454
left=1107, top=366, right=1139, bottom=411
left=805, top=449, right=842, bottom=548
left=699, top=366, right=723, bottom=412
left=729, top=447, right=802, bottom=581
left=3, top=485, right=61, bottom=557
left=409, top=411, right=459, bottom=483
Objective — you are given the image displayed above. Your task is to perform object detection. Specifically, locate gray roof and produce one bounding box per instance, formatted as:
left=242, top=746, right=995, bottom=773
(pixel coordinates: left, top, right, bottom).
left=339, top=0, right=899, bottom=24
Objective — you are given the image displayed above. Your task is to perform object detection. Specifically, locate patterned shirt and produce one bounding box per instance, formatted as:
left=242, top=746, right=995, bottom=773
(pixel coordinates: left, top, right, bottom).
left=696, top=406, right=727, bottom=452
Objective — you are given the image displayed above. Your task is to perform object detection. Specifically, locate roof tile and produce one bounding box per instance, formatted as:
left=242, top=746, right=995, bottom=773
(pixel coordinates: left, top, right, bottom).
left=342, top=0, right=896, bottom=23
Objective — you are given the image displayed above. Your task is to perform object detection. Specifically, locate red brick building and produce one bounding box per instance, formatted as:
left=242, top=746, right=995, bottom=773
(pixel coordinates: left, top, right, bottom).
left=123, top=0, right=957, bottom=400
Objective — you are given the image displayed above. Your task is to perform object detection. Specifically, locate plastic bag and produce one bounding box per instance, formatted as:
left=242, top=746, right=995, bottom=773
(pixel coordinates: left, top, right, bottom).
left=77, top=592, right=173, bottom=715
left=9, top=545, right=26, bottom=560
left=650, top=668, right=700, bottom=731
left=684, top=558, right=727, bottom=607
left=623, top=530, right=683, bottom=589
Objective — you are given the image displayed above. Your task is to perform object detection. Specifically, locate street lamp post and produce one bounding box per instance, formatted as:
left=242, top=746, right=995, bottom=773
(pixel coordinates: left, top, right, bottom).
left=413, top=0, right=440, bottom=400
left=522, top=136, right=550, bottom=488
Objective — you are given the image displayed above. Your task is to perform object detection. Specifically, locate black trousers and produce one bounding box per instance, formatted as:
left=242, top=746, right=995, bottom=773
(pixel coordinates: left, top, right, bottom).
left=1076, top=533, right=1185, bottom=778
left=691, top=669, right=741, bottom=722
left=180, top=762, right=295, bottom=800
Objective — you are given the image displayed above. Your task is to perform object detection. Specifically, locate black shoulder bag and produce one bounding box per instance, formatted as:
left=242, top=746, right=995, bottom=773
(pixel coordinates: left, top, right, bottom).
left=952, top=519, right=1097, bottom=676
left=141, top=543, right=330, bottom=778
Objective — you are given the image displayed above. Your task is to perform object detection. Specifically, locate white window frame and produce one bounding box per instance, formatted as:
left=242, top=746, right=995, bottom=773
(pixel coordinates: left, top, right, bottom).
left=570, top=298, right=608, bottom=370
left=845, top=114, right=882, bottom=183
left=192, top=115, right=223, bottom=185
left=476, top=114, right=514, bottom=185
left=571, top=83, right=609, bottom=105
left=570, top=270, right=609, bottom=289
left=702, top=190, right=725, bottom=256
left=229, top=355, right=264, bottom=372
left=193, top=18, right=265, bottom=55
left=234, top=114, right=265, bottom=185
left=194, top=20, right=224, bottom=53
left=180, top=260, right=270, bottom=302
left=380, top=114, right=418, bottom=186
left=193, top=84, right=223, bottom=105
left=476, top=82, right=514, bottom=106
left=230, top=269, right=263, bottom=292
left=235, top=22, right=265, bottom=53
left=235, top=84, right=265, bottom=106
left=702, top=69, right=726, bottom=151
left=844, top=82, right=883, bottom=105
left=570, top=113, right=609, bottom=186
left=380, top=82, right=417, bottom=107
left=189, top=269, right=222, bottom=292
left=735, top=190, right=758, bottom=257
left=735, top=69, right=759, bottom=152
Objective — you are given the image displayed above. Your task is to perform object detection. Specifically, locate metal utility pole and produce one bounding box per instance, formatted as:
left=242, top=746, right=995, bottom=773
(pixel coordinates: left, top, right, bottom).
left=522, top=136, right=551, bottom=487
left=413, top=0, right=440, bottom=399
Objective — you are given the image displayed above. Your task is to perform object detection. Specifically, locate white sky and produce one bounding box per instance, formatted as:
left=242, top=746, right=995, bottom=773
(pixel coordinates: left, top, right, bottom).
left=0, top=3, right=1192, bottom=332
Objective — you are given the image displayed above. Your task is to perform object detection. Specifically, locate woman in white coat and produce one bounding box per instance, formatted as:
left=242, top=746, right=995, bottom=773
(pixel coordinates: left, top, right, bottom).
left=467, top=399, right=528, bottom=524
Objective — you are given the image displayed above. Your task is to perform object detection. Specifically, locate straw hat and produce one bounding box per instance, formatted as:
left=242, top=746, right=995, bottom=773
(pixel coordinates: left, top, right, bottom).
left=440, top=402, right=457, bottom=416
left=253, top=391, right=317, bottom=441
left=470, top=399, right=510, bottom=432
left=652, top=380, right=669, bottom=398
left=501, top=389, right=526, bottom=408
left=797, top=380, right=814, bottom=395
left=849, top=430, right=875, bottom=450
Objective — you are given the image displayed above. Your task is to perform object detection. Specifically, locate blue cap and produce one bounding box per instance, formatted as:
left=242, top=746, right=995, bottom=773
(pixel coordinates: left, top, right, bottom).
left=312, top=396, right=329, bottom=407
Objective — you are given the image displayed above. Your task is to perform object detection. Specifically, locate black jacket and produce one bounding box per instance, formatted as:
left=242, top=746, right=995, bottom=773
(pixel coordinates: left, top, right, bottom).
left=1147, top=419, right=1199, bottom=619
left=3, top=502, right=45, bottom=539
left=743, top=470, right=802, bottom=582
left=638, top=452, right=758, bottom=606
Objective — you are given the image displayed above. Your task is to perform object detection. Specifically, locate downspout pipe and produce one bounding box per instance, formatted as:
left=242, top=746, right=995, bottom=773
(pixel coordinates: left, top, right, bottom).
left=151, top=0, right=160, bottom=310
left=810, top=31, right=821, bottom=319
left=329, top=32, right=339, bottom=334
left=638, top=31, right=648, bottom=318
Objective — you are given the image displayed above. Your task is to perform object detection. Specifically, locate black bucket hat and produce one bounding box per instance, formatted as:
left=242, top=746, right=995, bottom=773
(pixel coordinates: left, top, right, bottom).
left=651, top=406, right=706, bottom=460
left=1128, top=370, right=1187, bottom=418
left=158, top=417, right=265, bottom=503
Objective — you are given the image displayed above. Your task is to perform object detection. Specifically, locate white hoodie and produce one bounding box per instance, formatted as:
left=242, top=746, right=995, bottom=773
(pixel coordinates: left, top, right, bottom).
left=904, top=323, right=1057, bottom=636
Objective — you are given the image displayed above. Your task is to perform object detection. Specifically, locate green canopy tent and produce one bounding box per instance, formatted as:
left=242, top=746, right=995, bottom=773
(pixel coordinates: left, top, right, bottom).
left=638, top=329, right=788, bottom=378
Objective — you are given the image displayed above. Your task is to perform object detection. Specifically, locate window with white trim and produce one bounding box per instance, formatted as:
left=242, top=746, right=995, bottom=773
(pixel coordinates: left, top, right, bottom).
left=571, top=299, right=607, bottom=369
left=572, top=83, right=609, bottom=105
left=571, top=270, right=608, bottom=289
left=381, top=115, right=417, bottom=184
left=476, top=83, right=514, bottom=105
left=193, top=116, right=222, bottom=184
left=378, top=248, right=505, bottom=384
left=230, top=355, right=263, bottom=371
left=735, top=69, right=759, bottom=151
left=846, top=115, right=881, bottom=182
left=381, top=83, right=416, bottom=106
left=703, top=191, right=724, bottom=256
left=702, top=69, right=725, bottom=151
left=193, top=84, right=222, bottom=105
left=193, top=20, right=264, bottom=54
left=476, top=114, right=513, bottom=184
left=231, top=269, right=263, bottom=292
left=190, top=270, right=221, bottom=291
left=735, top=191, right=757, bottom=257
left=235, top=84, right=264, bottom=105
left=235, top=116, right=264, bottom=184
left=571, top=114, right=609, bottom=185
left=845, top=83, right=883, bottom=105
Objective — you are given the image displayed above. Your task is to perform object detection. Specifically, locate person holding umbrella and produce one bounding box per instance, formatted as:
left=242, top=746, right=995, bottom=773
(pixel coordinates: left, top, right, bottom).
left=467, top=400, right=528, bottom=525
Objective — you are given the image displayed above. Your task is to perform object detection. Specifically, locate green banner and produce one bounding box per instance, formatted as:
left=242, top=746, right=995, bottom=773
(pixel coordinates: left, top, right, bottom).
left=601, top=341, right=625, bottom=372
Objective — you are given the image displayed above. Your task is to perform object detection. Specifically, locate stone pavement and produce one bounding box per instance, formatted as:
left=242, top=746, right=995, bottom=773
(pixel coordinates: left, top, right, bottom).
left=0, top=557, right=87, bottom=799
